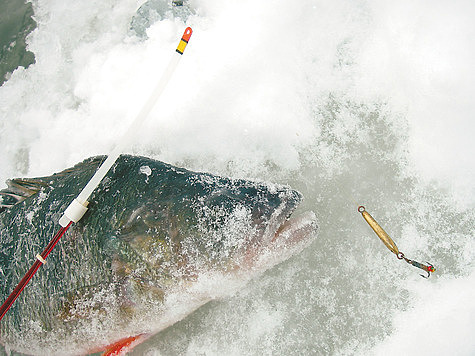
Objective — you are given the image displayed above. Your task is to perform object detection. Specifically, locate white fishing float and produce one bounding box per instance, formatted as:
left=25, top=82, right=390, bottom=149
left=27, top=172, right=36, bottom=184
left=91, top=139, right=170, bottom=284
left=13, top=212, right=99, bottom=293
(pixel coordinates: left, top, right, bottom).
left=60, top=27, right=193, bottom=226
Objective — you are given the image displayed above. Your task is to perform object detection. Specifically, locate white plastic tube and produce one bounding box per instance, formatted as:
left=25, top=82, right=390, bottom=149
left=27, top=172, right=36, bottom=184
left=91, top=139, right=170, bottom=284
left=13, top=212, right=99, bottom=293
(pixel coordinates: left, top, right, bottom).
left=59, top=28, right=192, bottom=227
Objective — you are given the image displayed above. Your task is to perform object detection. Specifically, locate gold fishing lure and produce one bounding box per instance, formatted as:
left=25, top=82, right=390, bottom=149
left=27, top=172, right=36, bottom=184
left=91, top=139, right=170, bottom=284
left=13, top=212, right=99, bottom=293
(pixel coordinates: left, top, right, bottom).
left=358, top=206, right=435, bottom=278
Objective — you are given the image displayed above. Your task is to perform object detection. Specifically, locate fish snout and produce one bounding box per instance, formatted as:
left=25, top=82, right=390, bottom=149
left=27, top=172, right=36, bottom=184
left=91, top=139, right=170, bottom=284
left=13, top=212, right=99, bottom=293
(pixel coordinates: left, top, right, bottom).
left=248, top=188, right=303, bottom=244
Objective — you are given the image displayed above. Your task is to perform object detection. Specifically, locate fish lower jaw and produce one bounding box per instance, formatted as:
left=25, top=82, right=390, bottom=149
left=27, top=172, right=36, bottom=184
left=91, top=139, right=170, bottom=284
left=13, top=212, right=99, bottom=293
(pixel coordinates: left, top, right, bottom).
left=242, top=211, right=318, bottom=273
left=272, top=211, right=318, bottom=248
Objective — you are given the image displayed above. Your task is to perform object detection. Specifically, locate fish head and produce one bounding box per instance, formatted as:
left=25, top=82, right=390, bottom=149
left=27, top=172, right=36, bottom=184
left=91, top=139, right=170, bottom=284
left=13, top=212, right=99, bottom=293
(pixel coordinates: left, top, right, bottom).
left=102, top=156, right=317, bottom=288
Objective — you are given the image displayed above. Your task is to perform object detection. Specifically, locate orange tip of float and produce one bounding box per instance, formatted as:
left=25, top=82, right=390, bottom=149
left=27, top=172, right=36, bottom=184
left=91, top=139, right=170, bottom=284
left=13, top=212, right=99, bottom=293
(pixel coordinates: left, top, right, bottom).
left=176, top=27, right=193, bottom=54
left=182, top=27, right=192, bottom=42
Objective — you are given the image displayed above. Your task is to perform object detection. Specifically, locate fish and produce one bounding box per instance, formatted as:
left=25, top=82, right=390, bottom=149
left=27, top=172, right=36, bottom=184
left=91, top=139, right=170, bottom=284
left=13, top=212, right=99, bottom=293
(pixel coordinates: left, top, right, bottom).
left=0, top=155, right=317, bottom=355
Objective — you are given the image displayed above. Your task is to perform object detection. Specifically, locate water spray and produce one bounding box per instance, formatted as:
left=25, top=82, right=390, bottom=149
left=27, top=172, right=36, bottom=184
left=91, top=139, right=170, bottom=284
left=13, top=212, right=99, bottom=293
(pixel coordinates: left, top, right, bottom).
left=0, top=27, right=193, bottom=322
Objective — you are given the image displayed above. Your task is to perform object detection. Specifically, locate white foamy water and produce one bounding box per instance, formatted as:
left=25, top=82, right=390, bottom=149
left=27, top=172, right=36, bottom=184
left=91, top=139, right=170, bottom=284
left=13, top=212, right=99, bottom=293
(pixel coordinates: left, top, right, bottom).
left=1, top=0, right=474, bottom=355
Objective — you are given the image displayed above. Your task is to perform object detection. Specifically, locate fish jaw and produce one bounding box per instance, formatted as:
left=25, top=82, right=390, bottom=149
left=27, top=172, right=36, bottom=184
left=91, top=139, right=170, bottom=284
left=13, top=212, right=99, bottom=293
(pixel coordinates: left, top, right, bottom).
left=271, top=211, right=318, bottom=251
left=242, top=209, right=318, bottom=273
left=244, top=185, right=318, bottom=271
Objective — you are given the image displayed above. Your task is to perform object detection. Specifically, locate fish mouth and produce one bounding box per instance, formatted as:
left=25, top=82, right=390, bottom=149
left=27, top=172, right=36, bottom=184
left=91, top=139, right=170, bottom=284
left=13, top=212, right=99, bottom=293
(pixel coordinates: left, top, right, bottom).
left=242, top=193, right=318, bottom=269
left=263, top=190, right=318, bottom=250
left=271, top=211, right=317, bottom=248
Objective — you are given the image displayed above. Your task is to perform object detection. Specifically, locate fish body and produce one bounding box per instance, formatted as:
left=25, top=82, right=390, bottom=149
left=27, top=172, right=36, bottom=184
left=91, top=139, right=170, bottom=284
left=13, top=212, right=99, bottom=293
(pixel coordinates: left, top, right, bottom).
left=0, top=155, right=317, bottom=355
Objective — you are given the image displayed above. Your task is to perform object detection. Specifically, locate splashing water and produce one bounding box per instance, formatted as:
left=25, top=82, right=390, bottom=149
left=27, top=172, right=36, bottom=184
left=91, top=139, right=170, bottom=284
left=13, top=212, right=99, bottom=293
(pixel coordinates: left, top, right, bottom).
left=1, top=0, right=474, bottom=355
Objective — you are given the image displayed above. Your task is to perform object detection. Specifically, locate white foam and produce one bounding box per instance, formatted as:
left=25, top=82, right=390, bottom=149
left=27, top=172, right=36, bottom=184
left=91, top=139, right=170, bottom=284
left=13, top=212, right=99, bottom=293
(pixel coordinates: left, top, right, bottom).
left=140, top=165, right=152, bottom=183
left=354, top=0, right=475, bottom=208
left=1, top=0, right=474, bottom=355
left=371, top=269, right=475, bottom=356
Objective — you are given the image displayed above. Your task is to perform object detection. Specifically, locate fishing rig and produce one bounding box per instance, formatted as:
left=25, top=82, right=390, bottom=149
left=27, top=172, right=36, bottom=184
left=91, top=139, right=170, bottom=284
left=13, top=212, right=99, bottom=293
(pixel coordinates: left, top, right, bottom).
left=358, top=206, right=435, bottom=278
left=0, top=27, right=193, bottom=322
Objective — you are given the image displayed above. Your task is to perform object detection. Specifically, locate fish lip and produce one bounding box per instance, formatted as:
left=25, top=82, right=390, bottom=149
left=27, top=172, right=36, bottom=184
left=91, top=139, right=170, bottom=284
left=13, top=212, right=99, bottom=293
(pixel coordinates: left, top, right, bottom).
left=271, top=211, right=318, bottom=246
left=261, top=190, right=317, bottom=249
left=259, top=189, right=302, bottom=240
left=241, top=209, right=317, bottom=271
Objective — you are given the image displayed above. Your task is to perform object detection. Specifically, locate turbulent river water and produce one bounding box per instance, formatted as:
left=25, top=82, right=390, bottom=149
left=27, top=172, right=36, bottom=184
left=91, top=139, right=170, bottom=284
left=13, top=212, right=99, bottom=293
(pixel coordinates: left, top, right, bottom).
left=1, top=0, right=474, bottom=355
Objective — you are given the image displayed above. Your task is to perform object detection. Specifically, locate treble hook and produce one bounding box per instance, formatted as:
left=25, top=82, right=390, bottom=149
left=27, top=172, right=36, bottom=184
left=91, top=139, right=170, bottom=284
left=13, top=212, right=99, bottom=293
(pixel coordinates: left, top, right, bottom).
left=397, top=252, right=436, bottom=278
